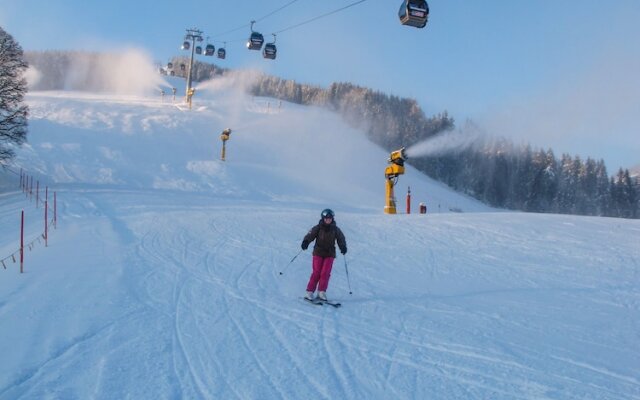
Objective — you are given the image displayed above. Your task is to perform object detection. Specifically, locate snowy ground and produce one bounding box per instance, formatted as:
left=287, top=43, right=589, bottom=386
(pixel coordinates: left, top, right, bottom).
left=0, top=80, right=639, bottom=399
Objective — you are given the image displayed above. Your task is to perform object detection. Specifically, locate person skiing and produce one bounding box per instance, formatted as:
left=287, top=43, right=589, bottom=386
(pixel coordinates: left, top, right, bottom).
left=301, top=208, right=347, bottom=302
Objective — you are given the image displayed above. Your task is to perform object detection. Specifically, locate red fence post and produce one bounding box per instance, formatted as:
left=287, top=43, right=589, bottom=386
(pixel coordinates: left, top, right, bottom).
left=45, top=187, right=48, bottom=247
left=20, top=210, right=24, bottom=274
left=36, top=180, right=40, bottom=208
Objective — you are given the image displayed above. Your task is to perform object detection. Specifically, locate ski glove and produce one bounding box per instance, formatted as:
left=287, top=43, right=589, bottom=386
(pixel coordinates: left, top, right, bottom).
left=341, top=247, right=347, bottom=255
left=301, top=240, right=309, bottom=250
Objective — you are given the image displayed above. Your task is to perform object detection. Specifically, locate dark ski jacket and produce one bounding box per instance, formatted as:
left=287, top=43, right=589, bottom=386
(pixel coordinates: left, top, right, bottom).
left=302, top=219, right=347, bottom=258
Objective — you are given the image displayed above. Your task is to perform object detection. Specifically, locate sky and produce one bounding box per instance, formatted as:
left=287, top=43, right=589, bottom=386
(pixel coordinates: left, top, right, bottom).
left=1, top=82, right=639, bottom=399
left=1, top=0, right=639, bottom=170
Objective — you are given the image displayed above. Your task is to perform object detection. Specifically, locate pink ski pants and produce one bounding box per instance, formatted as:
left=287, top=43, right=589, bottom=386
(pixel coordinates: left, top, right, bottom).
left=306, top=255, right=335, bottom=292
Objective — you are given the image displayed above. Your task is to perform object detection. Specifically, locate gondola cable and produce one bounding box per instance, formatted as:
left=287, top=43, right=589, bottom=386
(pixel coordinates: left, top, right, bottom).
left=221, top=0, right=370, bottom=44
left=273, top=0, right=369, bottom=34
left=255, top=0, right=302, bottom=23
left=210, top=0, right=303, bottom=39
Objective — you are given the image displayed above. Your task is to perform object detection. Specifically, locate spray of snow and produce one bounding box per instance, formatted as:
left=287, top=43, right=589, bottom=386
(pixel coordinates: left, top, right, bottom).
left=24, top=66, right=42, bottom=88
left=405, top=125, right=483, bottom=158
left=195, top=70, right=265, bottom=131
left=62, top=48, right=169, bottom=94
left=195, top=69, right=262, bottom=94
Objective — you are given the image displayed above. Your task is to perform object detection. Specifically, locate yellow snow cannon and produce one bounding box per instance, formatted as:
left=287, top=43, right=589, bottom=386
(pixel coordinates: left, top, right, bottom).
left=220, top=128, right=231, bottom=161
left=186, top=87, right=196, bottom=109
left=384, top=147, right=407, bottom=214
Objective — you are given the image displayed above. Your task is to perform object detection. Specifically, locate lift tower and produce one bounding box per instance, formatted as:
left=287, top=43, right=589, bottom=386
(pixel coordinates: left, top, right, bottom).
left=183, top=28, right=203, bottom=103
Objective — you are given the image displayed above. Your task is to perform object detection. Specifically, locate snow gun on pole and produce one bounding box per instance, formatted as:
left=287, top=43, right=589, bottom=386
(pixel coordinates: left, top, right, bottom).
left=220, top=128, right=231, bottom=161
left=384, top=147, right=407, bottom=214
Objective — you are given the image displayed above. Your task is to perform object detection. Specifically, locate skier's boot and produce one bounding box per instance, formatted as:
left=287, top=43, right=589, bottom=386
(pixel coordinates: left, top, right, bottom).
left=304, top=291, right=314, bottom=300
left=317, top=291, right=328, bottom=302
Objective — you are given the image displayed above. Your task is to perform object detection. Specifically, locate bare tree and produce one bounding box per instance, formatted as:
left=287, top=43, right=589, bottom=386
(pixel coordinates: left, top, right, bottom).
left=0, top=27, right=28, bottom=163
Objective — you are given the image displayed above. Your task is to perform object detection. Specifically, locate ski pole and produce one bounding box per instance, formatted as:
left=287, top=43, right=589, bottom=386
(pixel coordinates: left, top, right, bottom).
left=343, top=254, right=353, bottom=295
left=279, top=249, right=303, bottom=275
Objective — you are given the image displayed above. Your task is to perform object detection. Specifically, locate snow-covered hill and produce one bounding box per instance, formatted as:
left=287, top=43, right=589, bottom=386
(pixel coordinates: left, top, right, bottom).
left=0, top=78, right=638, bottom=399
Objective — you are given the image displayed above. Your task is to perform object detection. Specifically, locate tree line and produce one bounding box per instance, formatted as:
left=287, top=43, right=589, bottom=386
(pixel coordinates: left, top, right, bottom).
left=8, top=51, right=639, bottom=218
left=410, top=136, right=638, bottom=218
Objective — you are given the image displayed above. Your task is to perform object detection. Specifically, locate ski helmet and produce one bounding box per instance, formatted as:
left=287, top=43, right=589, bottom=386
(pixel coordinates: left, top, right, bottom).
left=321, top=208, right=335, bottom=219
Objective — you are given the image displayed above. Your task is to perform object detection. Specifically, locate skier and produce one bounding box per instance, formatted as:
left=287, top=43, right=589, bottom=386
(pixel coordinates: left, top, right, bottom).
left=301, top=208, right=347, bottom=302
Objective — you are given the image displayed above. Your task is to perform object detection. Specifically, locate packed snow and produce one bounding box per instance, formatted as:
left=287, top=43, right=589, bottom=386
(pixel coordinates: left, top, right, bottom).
left=0, top=77, right=639, bottom=399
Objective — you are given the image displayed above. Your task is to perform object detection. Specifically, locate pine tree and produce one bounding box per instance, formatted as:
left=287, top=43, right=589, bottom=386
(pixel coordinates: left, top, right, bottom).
left=540, top=149, right=559, bottom=211
left=581, top=158, right=598, bottom=215
left=621, top=169, right=638, bottom=218
left=0, top=27, right=29, bottom=163
left=608, top=169, right=638, bottom=218
left=595, top=160, right=610, bottom=216
left=557, top=154, right=575, bottom=213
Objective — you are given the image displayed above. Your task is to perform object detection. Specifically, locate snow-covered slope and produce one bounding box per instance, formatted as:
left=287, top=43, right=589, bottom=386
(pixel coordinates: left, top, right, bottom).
left=0, top=79, right=638, bottom=399
left=18, top=76, right=489, bottom=214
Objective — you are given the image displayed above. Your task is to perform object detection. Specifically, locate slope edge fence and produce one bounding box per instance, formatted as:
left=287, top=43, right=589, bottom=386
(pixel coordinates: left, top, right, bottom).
left=1, top=166, right=57, bottom=274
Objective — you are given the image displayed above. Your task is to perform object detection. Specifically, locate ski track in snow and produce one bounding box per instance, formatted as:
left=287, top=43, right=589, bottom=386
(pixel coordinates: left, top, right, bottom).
left=81, top=195, right=638, bottom=399
left=1, top=88, right=639, bottom=399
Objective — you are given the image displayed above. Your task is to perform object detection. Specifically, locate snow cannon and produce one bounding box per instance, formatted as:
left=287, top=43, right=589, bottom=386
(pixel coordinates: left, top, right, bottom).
left=186, top=87, right=196, bottom=109
left=384, top=147, right=408, bottom=214
left=220, top=128, right=231, bottom=161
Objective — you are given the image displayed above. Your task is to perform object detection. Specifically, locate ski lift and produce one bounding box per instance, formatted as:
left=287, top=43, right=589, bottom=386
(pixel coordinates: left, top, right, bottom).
left=247, top=21, right=264, bottom=51
left=217, top=42, right=226, bottom=59
left=263, top=34, right=277, bottom=60
left=195, top=45, right=202, bottom=55
left=181, top=41, right=191, bottom=50
left=180, top=63, right=186, bottom=71
left=398, top=0, right=429, bottom=28
left=204, top=36, right=215, bottom=56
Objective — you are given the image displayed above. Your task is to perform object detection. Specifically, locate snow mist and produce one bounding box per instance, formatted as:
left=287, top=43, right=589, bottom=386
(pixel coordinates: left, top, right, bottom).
left=62, top=49, right=167, bottom=95
left=405, top=128, right=482, bottom=158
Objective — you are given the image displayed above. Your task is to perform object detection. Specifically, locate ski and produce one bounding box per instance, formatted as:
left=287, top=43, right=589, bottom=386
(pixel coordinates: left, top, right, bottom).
left=318, top=300, right=342, bottom=308
left=301, top=297, right=341, bottom=308
left=303, top=297, right=323, bottom=306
